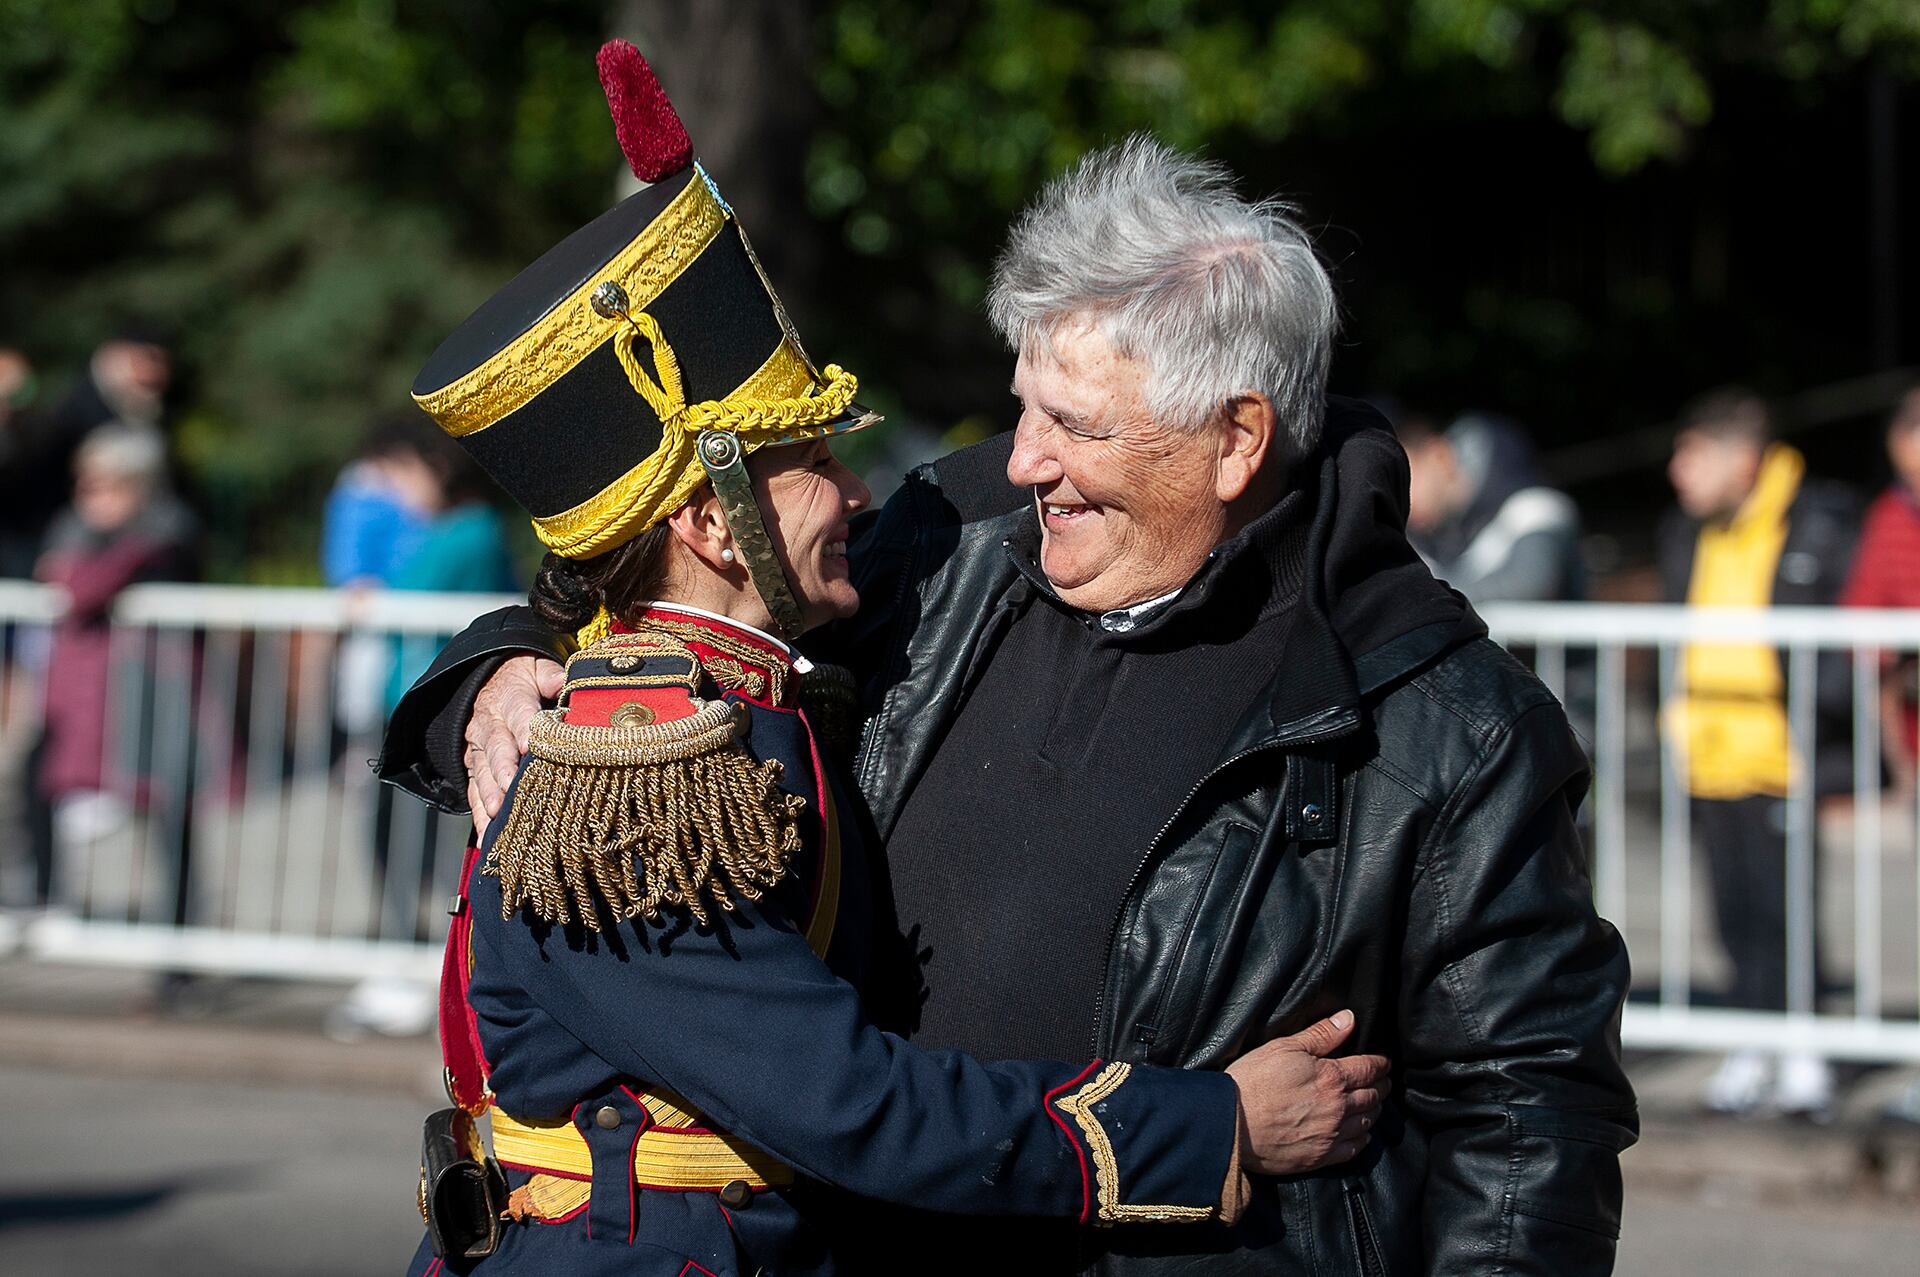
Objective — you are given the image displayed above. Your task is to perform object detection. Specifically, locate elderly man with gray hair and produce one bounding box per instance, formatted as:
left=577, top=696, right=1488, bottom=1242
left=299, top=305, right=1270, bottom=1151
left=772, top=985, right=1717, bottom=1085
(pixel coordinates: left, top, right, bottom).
left=383, top=137, right=1634, bottom=1275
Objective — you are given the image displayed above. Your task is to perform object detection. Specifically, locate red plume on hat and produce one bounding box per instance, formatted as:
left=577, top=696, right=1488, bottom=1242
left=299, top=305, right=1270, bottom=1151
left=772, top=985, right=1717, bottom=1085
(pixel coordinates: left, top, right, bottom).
left=596, top=39, right=692, bottom=183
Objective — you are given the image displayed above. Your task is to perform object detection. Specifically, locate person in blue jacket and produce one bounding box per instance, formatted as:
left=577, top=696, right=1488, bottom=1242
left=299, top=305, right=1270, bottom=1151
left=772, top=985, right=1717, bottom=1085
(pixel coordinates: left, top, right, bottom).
left=395, top=42, right=1388, bottom=1277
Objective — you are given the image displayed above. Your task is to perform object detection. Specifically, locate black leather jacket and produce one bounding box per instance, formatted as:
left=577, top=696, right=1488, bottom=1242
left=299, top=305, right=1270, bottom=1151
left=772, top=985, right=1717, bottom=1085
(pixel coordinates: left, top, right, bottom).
left=380, top=401, right=1635, bottom=1276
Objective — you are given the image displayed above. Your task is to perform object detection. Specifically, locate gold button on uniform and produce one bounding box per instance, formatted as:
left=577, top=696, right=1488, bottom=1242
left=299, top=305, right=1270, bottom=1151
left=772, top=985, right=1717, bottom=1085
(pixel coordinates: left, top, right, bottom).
left=719, top=1179, right=753, bottom=1209
left=610, top=701, right=656, bottom=729
left=594, top=1105, right=621, bottom=1130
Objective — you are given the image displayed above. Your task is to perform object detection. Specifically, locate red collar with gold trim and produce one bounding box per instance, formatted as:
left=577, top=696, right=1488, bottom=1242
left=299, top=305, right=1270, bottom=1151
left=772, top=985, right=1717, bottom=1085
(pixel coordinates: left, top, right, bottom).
left=611, top=606, right=799, bottom=709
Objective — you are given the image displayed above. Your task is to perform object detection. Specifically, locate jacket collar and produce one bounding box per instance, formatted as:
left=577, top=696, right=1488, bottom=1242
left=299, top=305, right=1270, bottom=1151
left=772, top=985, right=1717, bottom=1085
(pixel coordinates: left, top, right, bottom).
left=1225, top=435, right=1478, bottom=847
left=1240, top=453, right=1362, bottom=751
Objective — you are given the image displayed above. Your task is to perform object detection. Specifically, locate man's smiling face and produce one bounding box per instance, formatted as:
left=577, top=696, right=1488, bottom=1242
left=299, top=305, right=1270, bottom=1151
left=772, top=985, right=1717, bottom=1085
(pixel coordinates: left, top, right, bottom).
left=1005, top=320, right=1232, bottom=613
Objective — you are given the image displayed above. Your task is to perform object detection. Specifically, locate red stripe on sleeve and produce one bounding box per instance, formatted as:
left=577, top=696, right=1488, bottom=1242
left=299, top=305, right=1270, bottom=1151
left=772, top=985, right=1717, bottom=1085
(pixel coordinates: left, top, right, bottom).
left=1043, top=1060, right=1103, bottom=1225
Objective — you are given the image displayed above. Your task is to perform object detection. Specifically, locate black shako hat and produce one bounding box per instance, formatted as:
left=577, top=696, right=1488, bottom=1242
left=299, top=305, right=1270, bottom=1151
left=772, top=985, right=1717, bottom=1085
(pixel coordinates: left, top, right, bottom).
left=411, top=41, right=876, bottom=634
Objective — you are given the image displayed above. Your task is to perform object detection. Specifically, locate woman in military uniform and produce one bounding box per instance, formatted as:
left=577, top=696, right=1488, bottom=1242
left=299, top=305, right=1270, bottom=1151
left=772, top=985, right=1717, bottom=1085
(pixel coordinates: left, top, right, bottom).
left=399, top=42, right=1386, bottom=1277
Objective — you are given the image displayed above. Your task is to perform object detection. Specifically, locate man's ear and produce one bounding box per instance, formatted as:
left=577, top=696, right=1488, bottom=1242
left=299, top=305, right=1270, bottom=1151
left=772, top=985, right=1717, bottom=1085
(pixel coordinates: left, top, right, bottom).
left=664, top=489, right=735, bottom=573
left=1217, top=392, right=1277, bottom=503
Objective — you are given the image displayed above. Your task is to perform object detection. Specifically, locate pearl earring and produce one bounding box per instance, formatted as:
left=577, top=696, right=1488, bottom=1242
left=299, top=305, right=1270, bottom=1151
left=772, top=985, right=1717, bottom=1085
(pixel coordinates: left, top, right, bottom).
left=721, top=547, right=735, bottom=563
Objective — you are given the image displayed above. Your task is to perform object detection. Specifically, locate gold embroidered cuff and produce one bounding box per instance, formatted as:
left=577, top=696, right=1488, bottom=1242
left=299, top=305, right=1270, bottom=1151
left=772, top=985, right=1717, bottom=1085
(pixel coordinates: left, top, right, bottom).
left=1052, top=1062, right=1218, bottom=1227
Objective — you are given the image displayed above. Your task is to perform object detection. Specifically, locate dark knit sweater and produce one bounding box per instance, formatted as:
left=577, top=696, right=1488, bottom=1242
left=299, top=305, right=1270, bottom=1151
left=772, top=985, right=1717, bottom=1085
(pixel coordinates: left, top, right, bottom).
left=885, top=490, right=1311, bottom=1063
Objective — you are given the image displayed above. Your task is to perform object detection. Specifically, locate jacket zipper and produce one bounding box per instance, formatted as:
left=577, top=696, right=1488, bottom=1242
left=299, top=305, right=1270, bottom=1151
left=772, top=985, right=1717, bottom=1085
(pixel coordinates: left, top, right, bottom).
left=1087, top=720, right=1352, bottom=1057
left=1345, top=1179, right=1385, bottom=1277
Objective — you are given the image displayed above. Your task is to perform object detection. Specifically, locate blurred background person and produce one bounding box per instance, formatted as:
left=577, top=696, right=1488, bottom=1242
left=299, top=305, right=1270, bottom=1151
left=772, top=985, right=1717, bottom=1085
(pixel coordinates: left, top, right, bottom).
left=31, top=424, right=199, bottom=914
left=321, top=418, right=437, bottom=748
left=0, top=346, right=42, bottom=905
left=379, top=424, right=517, bottom=697
left=1659, top=388, right=1859, bottom=1118
left=43, top=329, right=171, bottom=442
left=0, top=330, right=176, bottom=587
left=1400, top=410, right=1584, bottom=605
left=320, top=417, right=435, bottom=592
left=330, top=423, right=514, bottom=1041
left=1838, top=382, right=1920, bottom=1128
left=37, top=330, right=174, bottom=501
left=1841, top=383, right=1920, bottom=796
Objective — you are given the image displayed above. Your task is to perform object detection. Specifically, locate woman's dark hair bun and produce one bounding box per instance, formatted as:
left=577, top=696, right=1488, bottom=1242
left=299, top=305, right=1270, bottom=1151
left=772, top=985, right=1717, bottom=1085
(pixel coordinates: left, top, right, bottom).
left=527, top=525, right=674, bottom=639
left=530, top=551, right=600, bottom=635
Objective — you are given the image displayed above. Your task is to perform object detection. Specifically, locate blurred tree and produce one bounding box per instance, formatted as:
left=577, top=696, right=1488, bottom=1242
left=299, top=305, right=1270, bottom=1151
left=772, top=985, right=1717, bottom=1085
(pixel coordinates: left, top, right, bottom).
left=2, top=1, right=1916, bottom=576
left=804, top=0, right=1920, bottom=498
left=0, top=0, right=616, bottom=579
left=617, top=1, right=819, bottom=289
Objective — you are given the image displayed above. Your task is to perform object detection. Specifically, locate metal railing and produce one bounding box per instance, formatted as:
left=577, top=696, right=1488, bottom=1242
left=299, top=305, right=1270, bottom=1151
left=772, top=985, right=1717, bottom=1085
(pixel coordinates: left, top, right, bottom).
left=1482, top=603, right=1920, bottom=1061
left=2, top=585, right=1917, bottom=1062
left=0, top=582, right=517, bottom=982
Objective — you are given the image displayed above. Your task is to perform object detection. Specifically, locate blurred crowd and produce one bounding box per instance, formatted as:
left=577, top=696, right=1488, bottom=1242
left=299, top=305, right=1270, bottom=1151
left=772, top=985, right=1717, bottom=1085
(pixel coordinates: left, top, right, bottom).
left=1388, top=382, right=1920, bottom=1120
left=0, top=337, right=516, bottom=1013
left=0, top=333, right=196, bottom=914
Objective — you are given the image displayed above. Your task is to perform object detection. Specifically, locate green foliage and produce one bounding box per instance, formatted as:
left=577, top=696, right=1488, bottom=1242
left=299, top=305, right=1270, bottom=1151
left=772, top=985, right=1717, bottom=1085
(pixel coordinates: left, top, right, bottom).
left=800, top=0, right=1920, bottom=466
left=0, top=0, right=614, bottom=579
left=3, top=1, right=1917, bottom=577
left=811, top=0, right=1385, bottom=298
left=1556, top=15, right=1712, bottom=174
left=808, top=0, right=1920, bottom=272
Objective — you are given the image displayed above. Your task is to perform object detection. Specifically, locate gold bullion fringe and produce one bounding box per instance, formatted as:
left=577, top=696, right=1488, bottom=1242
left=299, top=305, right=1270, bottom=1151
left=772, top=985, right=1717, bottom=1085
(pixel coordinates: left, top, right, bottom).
left=505, top=1175, right=589, bottom=1223
left=483, top=699, right=804, bottom=929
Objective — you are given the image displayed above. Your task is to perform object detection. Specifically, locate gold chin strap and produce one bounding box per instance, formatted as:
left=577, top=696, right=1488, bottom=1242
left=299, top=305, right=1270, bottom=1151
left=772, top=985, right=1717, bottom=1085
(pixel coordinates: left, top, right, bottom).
left=696, top=429, right=807, bottom=640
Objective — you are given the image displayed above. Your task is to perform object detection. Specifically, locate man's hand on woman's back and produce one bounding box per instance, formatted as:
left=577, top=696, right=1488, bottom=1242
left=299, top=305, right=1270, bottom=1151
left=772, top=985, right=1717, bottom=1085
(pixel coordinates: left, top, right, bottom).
left=464, top=654, right=563, bottom=841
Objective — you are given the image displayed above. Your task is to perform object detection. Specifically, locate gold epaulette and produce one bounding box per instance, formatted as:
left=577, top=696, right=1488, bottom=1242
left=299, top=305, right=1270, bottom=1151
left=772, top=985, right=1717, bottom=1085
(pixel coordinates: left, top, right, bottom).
left=482, top=635, right=805, bottom=931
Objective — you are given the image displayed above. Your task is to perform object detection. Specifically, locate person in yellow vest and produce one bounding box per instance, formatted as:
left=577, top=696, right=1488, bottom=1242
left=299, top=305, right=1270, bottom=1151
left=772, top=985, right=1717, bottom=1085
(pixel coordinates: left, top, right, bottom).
left=1659, top=388, right=1860, bottom=1117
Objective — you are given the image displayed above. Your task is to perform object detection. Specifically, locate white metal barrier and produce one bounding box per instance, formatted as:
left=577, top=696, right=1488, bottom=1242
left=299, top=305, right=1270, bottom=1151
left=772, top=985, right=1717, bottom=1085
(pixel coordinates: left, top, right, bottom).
left=2, top=585, right=1917, bottom=1063
left=1482, top=603, right=1920, bottom=1061
left=0, top=582, right=517, bottom=983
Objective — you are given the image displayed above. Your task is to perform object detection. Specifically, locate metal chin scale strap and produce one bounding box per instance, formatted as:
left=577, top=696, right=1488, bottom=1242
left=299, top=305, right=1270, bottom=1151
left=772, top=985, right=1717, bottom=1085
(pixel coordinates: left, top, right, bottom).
left=696, top=429, right=807, bottom=641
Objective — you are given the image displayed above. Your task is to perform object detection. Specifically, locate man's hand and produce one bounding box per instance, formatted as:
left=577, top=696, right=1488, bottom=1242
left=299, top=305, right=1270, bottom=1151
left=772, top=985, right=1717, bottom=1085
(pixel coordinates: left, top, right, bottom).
left=1225, top=1009, right=1391, bottom=1176
left=465, top=655, right=565, bottom=841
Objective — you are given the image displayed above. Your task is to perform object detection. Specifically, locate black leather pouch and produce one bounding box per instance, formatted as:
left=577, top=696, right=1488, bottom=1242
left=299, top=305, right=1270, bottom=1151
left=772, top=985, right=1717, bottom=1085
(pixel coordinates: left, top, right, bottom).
left=419, top=1107, right=509, bottom=1260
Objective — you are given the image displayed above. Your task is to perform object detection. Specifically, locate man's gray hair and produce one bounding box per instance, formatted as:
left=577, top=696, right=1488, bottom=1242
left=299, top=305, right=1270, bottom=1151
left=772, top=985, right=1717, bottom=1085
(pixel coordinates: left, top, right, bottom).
left=988, top=135, right=1337, bottom=461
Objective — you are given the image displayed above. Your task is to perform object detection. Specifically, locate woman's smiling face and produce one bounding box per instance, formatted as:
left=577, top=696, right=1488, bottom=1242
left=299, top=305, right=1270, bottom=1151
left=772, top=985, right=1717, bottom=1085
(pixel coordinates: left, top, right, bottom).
left=750, top=436, right=871, bottom=632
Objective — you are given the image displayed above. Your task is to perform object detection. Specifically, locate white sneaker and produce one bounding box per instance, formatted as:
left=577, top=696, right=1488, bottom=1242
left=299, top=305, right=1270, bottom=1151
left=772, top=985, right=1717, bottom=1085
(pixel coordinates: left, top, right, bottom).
left=326, top=974, right=436, bottom=1041
left=1773, top=1052, right=1834, bottom=1118
left=1704, top=1049, right=1773, bottom=1115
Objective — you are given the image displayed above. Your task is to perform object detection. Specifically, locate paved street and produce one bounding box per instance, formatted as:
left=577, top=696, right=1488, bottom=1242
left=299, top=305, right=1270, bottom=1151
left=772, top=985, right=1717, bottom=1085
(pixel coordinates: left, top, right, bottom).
left=1618, top=1191, right=1920, bottom=1275
left=0, top=1062, right=428, bottom=1276
left=3, top=1048, right=1920, bottom=1276
left=1, top=961, right=1917, bottom=1276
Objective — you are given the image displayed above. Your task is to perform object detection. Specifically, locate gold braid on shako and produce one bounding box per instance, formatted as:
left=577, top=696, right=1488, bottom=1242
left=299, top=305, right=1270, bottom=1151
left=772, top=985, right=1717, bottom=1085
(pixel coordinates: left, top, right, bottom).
left=410, top=44, right=880, bottom=925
